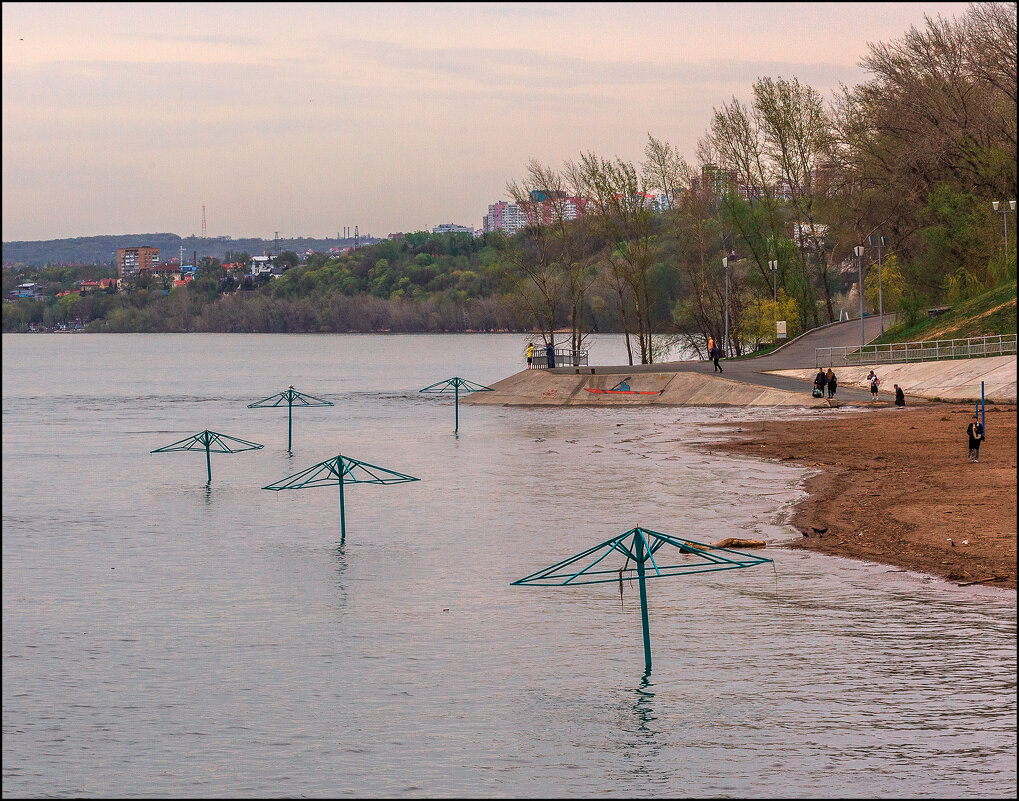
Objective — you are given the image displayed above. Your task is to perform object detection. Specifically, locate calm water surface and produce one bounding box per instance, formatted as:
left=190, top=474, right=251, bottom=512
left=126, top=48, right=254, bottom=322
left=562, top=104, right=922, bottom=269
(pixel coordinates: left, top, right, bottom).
left=3, top=334, right=1016, bottom=798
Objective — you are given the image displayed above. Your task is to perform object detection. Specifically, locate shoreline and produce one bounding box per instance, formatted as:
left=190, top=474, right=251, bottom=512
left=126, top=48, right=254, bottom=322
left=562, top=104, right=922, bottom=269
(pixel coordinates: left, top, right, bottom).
left=712, top=403, right=1017, bottom=590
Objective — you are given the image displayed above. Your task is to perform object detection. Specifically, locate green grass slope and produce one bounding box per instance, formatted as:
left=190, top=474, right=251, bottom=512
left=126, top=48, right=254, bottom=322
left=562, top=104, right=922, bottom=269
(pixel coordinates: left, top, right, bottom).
left=871, top=280, right=1017, bottom=345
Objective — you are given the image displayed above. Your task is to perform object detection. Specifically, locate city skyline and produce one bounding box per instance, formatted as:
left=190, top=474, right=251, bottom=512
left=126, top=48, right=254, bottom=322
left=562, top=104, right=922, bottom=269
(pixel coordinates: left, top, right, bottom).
left=3, top=1, right=973, bottom=242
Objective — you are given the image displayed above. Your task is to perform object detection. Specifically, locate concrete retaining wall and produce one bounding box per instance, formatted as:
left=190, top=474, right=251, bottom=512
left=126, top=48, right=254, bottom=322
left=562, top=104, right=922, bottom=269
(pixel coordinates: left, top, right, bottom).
left=464, top=369, right=813, bottom=407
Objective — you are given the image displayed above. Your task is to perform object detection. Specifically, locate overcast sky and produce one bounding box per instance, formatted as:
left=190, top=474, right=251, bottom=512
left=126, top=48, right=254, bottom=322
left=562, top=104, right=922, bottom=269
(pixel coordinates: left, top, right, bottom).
left=2, top=2, right=972, bottom=242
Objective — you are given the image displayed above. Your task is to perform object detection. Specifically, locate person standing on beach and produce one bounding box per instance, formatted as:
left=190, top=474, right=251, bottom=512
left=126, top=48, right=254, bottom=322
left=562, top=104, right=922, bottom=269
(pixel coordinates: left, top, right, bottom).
left=894, top=384, right=905, bottom=407
left=868, top=370, right=880, bottom=399
left=825, top=368, right=836, bottom=399
left=526, top=342, right=534, bottom=368
left=710, top=344, right=722, bottom=372
left=967, top=414, right=985, bottom=462
left=545, top=341, right=555, bottom=370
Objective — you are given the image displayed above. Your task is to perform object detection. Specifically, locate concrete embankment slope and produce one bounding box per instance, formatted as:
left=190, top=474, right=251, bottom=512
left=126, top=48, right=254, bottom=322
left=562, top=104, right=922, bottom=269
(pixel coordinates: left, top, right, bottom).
left=770, top=355, right=1017, bottom=403
left=464, top=368, right=813, bottom=407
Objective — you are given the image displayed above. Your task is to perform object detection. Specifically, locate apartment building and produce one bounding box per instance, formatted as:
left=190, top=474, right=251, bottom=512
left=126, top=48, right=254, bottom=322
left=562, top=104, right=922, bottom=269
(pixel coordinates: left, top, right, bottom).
left=116, top=246, right=160, bottom=279
left=483, top=201, right=529, bottom=235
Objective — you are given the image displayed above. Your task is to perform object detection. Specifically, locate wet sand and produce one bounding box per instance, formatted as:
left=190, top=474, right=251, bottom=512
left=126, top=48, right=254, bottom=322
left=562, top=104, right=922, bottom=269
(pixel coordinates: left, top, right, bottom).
left=715, top=404, right=1017, bottom=590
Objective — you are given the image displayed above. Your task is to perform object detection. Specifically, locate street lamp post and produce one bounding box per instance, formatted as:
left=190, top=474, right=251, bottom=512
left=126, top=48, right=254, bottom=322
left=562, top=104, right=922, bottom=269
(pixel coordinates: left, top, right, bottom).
left=868, top=235, right=887, bottom=333
left=992, top=200, right=1017, bottom=250
left=722, top=254, right=729, bottom=357
left=768, top=259, right=779, bottom=346
left=854, top=245, right=866, bottom=349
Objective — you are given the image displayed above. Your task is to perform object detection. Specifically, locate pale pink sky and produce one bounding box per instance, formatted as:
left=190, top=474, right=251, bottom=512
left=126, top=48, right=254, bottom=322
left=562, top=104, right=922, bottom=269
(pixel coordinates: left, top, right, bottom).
left=2, top=2, right=972, bottom=241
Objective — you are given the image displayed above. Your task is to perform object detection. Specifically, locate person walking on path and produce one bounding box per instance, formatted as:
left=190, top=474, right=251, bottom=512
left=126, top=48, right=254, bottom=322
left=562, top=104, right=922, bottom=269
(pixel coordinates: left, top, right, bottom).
left=526, top=342, right=534, bottom=368
left=826, top=368, right=837, bottom=399
left=814, top=369, right=828, bottom=397
left=867, top=370, right=880, bottom=400
left=894, top=384, right=906, bottom=407
left=967, top=414, right=985, bottom=462
left=545, top=341, right=556, bottom=370
left=710, top=344, right=723, bottom=372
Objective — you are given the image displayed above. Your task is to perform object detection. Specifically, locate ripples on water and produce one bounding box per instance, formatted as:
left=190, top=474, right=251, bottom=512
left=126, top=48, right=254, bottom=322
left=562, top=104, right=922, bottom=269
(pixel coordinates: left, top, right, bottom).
left=3, top=334, right=1016, bottom=797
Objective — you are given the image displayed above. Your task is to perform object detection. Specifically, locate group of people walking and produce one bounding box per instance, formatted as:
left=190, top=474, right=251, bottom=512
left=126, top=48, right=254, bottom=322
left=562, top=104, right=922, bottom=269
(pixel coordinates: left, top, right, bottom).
left=813, top=367, right=838, bottom=399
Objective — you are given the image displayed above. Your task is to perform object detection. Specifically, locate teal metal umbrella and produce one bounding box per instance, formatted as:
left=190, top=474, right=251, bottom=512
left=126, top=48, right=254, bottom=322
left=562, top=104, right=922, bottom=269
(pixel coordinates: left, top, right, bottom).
left=151, top=429, right=263, bottom=484
left=263, top=454, right=419, bottom=543
left=247, top=386, right=334, bottom=451
left=513, top=527, right=772, bottom=673
left=419, top=376, right=492, bottom=433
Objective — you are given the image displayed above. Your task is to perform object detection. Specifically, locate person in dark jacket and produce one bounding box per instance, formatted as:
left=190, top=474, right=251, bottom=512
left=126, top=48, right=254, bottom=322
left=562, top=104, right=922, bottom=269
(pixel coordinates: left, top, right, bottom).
left=814, top=369, right=827, bottom=396
left=894, top=384, right=905, bottom=407
left=710, top=344, right=722, bottom=372
left=826, top=368, right=838, bottom=399
left=545, top=341, right=555, bottom=369
left=967, top=414, right=985, bottom=462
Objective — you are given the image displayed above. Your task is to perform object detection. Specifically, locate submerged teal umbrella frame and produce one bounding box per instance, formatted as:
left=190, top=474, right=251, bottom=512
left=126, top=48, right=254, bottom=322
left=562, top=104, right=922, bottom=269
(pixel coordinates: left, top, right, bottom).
left=151, top=429, right=263, bottom=484
left=262, top=454, right=419, bottom=543
left=247, top=387, right=334, bottom=451
left=513, top=527, right=773, bottom=673
left=419, top=377, right=492, bottom=433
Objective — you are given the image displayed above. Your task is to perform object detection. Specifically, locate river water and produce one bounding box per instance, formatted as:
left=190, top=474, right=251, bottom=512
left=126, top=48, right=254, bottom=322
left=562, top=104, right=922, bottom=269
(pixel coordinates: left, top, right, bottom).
left=3, top=334, right=1015, bottom=798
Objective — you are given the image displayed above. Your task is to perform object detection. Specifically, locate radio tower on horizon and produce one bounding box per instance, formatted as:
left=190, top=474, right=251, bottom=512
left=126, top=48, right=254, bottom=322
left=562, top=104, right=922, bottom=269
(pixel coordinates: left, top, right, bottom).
left=201, top=205, right=207, bottom=239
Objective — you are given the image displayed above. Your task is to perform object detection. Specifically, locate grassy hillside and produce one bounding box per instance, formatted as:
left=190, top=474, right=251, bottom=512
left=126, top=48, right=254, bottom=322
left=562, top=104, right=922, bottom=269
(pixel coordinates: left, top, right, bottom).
left=871, top=280, right=1017, bottom=345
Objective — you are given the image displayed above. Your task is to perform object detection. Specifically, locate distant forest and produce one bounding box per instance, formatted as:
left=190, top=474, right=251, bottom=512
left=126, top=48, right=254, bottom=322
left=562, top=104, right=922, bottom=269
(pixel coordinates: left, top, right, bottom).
left=2, top=233, right=380, bottom=267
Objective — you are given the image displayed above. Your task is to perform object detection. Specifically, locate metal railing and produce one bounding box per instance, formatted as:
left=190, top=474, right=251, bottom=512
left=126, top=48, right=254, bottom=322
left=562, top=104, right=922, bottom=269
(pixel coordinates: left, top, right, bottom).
left=530, top=347, right=589, bottom=368
left=816, top=334, right=1017, bottom=367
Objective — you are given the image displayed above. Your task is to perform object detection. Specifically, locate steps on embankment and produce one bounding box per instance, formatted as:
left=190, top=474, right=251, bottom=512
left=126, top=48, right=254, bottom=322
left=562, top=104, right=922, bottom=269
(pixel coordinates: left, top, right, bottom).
left=464, top=368, right=815, bottom=407
left=769, top=355, right=1017, bottom=403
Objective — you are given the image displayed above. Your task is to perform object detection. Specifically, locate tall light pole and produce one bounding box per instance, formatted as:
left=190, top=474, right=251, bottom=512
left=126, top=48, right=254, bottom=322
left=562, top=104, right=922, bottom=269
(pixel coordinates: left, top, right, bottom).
left=854, top=245, right=866, bottom=348
left=992, top=200, right=1016, bottom=250
left=768, top=259, right=778, bottom=302
left=868, top=235, right=887, bottom=333
left=722, top=254, right=729, bottom=357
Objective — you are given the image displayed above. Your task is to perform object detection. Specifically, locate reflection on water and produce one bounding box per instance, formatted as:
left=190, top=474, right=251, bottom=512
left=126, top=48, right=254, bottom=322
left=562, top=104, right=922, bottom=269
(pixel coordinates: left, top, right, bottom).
left=2, top=334, right=1015, bottom=797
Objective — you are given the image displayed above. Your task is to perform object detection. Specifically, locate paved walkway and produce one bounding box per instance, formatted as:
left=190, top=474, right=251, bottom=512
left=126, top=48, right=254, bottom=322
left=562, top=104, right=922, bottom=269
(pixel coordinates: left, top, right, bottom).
left=554, top=315, right=896, bottom=403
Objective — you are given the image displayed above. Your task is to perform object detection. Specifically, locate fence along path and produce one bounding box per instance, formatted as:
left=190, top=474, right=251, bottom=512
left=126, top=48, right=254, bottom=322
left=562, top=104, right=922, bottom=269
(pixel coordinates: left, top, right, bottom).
left=816, top=334, right=1017, bottom=367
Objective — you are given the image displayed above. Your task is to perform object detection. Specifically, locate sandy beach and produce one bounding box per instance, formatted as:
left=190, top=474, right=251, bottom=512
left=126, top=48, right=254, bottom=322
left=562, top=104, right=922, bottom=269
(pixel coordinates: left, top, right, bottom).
left=715, top=403, right=1017, bottom=589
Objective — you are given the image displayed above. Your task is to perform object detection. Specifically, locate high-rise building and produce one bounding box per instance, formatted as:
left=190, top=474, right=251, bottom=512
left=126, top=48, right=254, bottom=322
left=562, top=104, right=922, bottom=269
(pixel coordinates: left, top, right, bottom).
left=483, top=201, right=528, bottom=234
left=116, top=246, right=160, bottom=278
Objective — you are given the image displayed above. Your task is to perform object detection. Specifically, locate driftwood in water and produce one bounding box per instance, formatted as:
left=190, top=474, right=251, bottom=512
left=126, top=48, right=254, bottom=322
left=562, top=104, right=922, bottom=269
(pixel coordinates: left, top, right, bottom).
left=711, top=537, right=767, bottom=549
left=956, top=575, right=1008, bottom=587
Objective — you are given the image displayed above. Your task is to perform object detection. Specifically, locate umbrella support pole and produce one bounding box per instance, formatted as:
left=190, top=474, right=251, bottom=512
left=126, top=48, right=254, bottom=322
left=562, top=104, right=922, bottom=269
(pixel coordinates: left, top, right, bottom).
left=338, top=479, right=346, bottom=544
left=635, top=531, right=652, bottom=674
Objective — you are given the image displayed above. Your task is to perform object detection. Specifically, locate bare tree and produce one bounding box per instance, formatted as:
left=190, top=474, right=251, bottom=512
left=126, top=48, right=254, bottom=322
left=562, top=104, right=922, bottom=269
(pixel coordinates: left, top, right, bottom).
left=754, top=76, right=834, bottom=324
left=641, top=134, right=691, bottom=212
left=505, top=176, right=567, bottom=346
left=577, top=152, right=660, bottom=363
left=508, top=160, right=599, bottom=355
